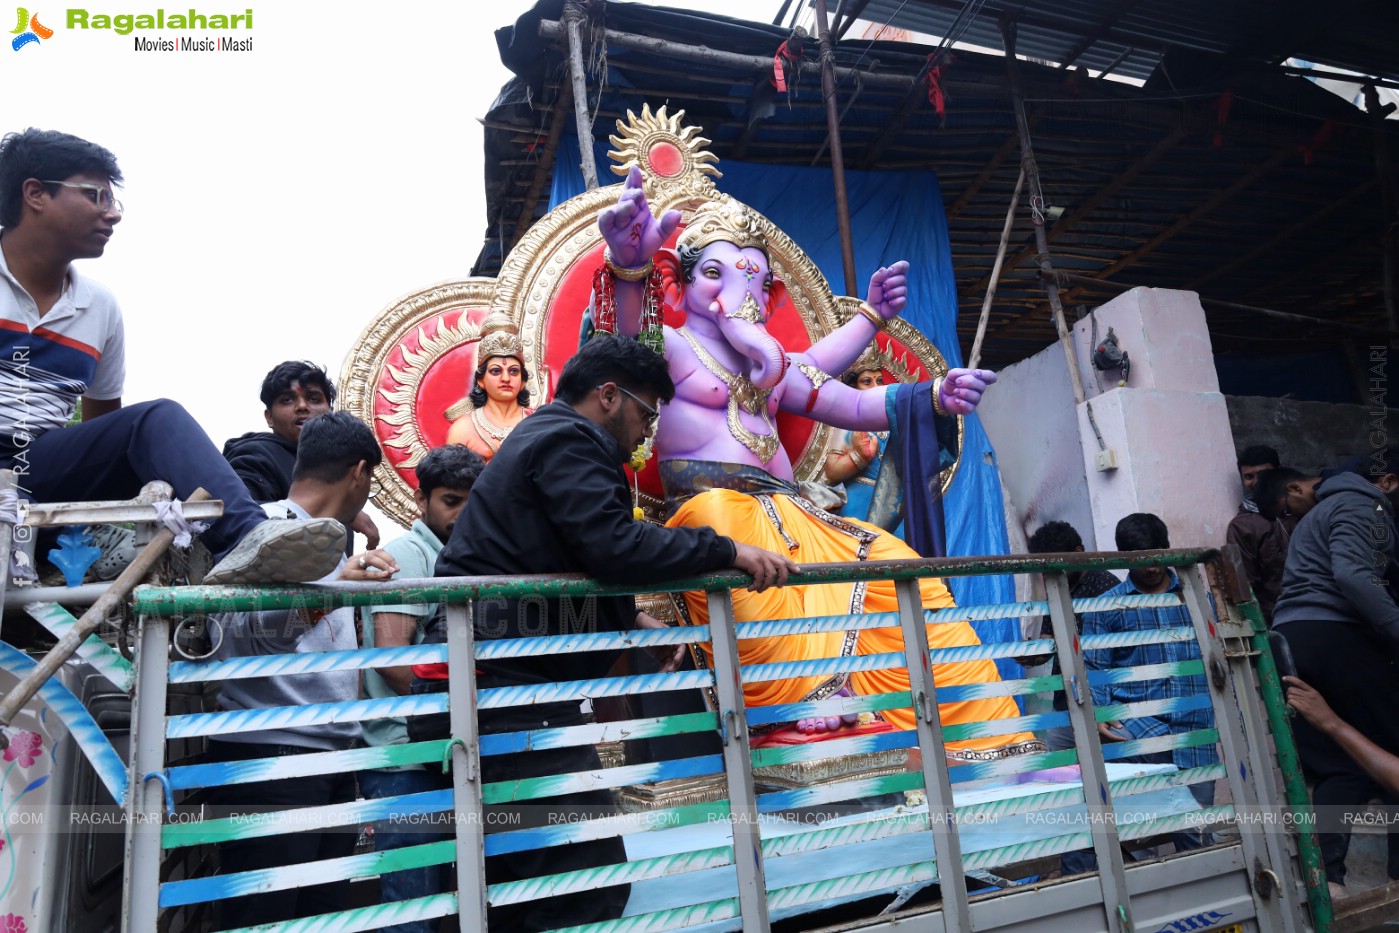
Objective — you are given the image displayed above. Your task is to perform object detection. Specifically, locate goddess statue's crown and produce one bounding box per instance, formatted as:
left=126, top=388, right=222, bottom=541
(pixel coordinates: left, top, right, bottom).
left=477, top=309, right=524, bottom=361
left=852, top=345, right=881, bottom=374
left=677, top=199, right=767, bottom=254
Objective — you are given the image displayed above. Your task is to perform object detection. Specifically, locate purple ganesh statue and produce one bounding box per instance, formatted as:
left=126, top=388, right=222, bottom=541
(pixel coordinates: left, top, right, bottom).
left=587, top=166, right=1038, bottom=757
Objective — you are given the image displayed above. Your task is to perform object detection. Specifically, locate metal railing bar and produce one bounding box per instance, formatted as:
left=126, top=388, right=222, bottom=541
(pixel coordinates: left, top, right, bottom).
left=485, top=843, right=736, bottom=906
left=210, top=892, right=458, bottom=933
left=748, top=727, right=917, bottom=768
left=765, top=859, right=935, bottom=912
left=756, top=770, right=922, bottom=813
left=131, top=549, right=1220, bottom=616
left=483, top=799, right=729, bottom=856
left=483, top=753, right=725, bottom=804
left=474, top=624, right=711, bottom=659
left=169, top=643, right=447, bottom=683
left=551, top=898, right=740, bottom=933
left=1100, top=729, right=1221, bottom=762
left=745, top=689, right=912, bottom=726
left=166, top=739, right=451, bottom=789
left=162, top=788, right=452, bottom=849
left=476, top=670, right=714, bottom=710
left=1086, top=658, right=1206, bottom=686
left=160, top=839, right=455, bottom=907
left=481, top=710, right=720, bottom=756
left=166, top=692, right=445, bottom=739
left=946, top=748, right=1081, bottom=785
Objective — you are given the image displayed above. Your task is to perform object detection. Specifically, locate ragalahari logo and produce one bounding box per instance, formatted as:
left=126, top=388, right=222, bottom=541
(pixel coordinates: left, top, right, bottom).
left=11, top=7, right=53, bottom=51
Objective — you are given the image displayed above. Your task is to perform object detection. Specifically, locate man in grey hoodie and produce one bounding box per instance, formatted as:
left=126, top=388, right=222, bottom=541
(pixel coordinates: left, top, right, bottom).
left=206, top=412, right=400, bottom=927
left=1274, top=448, right=1399, bottom=894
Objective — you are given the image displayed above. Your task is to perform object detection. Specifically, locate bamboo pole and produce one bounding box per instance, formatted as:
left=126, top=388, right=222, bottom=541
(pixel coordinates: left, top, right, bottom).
left=969, top=166, right=1026, bottom=370
left=814, top=0, right=858, bottom=297
left=1363, top=85, right=1397, bottom=332
left=0, top=488, right=212, bottom=743
left=1000, top=17, right=1085, bottom=404
left=562, top=1, right=600, bottom=190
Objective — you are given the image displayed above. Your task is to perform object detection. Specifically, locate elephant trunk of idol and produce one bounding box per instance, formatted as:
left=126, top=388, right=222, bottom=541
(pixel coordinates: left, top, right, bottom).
left=715, top=296, right=786, bottom=390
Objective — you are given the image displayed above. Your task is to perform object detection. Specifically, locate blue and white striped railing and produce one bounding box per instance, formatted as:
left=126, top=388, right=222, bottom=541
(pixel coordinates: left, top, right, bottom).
left=109, top=549, right=1283, bottom=933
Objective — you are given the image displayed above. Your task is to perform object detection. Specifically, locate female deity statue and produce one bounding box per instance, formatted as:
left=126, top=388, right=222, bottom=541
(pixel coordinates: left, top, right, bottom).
left=823, top=349, right=891, bottom=525
left=590, top=166, right=1040, bottom=758
left=444, top=310, right=535, bottom=462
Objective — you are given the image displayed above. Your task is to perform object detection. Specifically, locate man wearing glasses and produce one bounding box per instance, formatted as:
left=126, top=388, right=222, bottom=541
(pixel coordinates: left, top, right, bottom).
left=421, top=334, right=797, bottom=931
left=0, top=128, right=345, bottom=585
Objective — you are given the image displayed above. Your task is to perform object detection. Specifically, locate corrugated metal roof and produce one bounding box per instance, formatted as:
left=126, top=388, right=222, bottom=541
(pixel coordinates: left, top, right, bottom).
left=859, top=0, right=1399, bottom=84
left=475, top=0, right=1398, bottom=376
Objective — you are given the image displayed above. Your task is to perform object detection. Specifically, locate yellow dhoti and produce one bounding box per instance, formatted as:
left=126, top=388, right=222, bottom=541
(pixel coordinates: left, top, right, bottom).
left=668, top=488, right=1035, bottom=755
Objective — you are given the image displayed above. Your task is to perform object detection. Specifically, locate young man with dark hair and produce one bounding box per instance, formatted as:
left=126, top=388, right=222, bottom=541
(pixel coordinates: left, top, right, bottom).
left=1023, top=520, right=1121, bottom=750
left=1068, top=512, right=1219, bottom=872
left=1226, top=444, right=1295, bottom=623
left=1253, top=467, right=1321, bottom=524
left=1274, top=447, right=1399, bottom=895
left=358, top=443, right=484, bottom=933
left=0, top=127, right=343, bottom=584
left=427, top=335, right=797, bottom=930
left=223, top=361, right=336, bottom=502
left=207, top=411, right=398, bottom=927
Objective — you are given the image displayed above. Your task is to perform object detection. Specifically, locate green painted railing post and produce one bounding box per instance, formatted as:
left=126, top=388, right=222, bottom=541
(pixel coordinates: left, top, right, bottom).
left=1245, top=600, right=1332, bottom=932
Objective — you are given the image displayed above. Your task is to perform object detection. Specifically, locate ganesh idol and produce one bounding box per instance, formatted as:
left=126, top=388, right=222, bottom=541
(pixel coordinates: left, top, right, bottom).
left=590, top=165, right=1041, bottom=760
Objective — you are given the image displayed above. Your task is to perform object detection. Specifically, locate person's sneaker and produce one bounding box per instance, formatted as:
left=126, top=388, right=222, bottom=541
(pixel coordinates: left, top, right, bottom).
left=204, top=518, right=346, bottom=586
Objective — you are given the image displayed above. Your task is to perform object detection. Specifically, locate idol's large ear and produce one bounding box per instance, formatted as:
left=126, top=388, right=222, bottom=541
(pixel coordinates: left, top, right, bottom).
left=655, top=249, right=685, bottom=309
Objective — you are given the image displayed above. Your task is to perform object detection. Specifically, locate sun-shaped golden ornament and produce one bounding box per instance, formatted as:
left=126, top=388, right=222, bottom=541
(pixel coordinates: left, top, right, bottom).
left=607, top=104, right=722, bottom=205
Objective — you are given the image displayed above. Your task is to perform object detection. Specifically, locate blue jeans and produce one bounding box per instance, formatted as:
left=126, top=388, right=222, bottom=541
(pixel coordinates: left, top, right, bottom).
left=358, top=767, right=450, bottom=933
left=1, top=399, right=266, bottom=557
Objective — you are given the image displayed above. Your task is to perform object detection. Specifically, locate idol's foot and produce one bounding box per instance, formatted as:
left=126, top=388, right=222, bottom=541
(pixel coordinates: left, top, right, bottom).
left=795, top=714, right=862, bottom=735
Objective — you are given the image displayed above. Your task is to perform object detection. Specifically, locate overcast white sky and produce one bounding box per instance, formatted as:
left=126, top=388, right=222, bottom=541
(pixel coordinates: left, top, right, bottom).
left=5, top=0, right=781, bottom=459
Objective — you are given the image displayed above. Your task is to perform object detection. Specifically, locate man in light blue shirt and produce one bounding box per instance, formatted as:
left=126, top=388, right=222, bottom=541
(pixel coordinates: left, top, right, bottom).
left=358, top=444, right=483, bottom=933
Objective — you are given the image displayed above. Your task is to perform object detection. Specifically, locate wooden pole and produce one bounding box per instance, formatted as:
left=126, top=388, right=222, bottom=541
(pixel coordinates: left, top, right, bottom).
left=563, top=1, right=600, bottom=190
left=1000, top=17, right=1085, bottom=403
left=969, top=166, right=1026, bottom=370
left=0, top=489, right=212, bottom=741
left=1363, top=85, right=1398, bottom=333
left=815, top=0, right=859, bottom=297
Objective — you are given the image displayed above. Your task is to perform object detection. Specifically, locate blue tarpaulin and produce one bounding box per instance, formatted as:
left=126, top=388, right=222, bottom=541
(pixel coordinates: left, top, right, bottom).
left=550, top=136, right=1020, bottom=679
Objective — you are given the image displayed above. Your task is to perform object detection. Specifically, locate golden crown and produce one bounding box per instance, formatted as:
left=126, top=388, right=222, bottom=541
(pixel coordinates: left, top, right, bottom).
left=677, top=199, right=767, bottom=254
left=850, top=342, right=884, bottom=377
left=476, top=309, right=524, bottom=361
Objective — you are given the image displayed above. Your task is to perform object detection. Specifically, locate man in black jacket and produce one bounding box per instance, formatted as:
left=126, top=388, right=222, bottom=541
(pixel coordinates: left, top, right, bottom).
left=433, top=334, right=796, bottom=930
left=1275, top=449, right=1399, bottom=895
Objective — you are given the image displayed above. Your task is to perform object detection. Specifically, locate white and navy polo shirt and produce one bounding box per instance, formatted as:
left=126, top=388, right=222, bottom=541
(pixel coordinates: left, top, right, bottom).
left=0, top=243, right=125, bottom=450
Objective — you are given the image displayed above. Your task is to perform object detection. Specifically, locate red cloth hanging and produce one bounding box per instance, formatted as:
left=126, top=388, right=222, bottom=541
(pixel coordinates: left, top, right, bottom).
left=772, top=39, right=801, bottom=92
left=1212, top=90, right=1233, bottom=148
left=1298, top=119, right=1338, bottom=165
left=927, top=63, right=946, bottom=119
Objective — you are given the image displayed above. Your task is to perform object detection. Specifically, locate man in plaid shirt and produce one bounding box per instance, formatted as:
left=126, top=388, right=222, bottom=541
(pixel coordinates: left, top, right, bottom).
left=1063, top=513, right=1218, bottom=874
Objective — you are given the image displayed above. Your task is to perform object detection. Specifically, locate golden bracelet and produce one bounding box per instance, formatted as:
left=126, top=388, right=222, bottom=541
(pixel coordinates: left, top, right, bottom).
left=856, top=302, right=887, bottom=330
left=604, top=249, right=654, bottom=282
left=931, top=376, right=949, bottom=416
